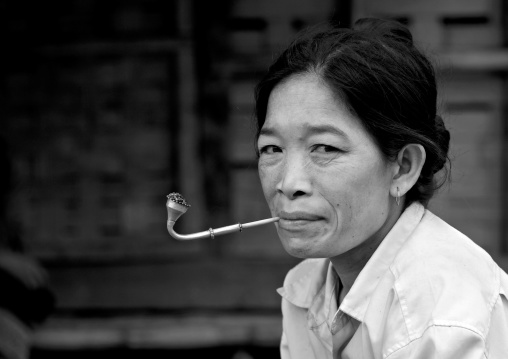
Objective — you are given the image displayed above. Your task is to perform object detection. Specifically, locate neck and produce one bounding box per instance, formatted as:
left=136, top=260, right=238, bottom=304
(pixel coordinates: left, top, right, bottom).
left=330, top=235, right=383, bottom=298
left=330, top=204, right=403, bottom=299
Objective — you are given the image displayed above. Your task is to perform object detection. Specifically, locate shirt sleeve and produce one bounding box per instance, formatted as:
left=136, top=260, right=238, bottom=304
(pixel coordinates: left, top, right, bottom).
left=387, top=325, right=486, bottom=359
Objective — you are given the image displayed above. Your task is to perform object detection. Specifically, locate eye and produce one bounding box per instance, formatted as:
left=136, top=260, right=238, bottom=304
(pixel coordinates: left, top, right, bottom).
left=311, top=144, right=341, bottom=153
left=258, top=145, right=283, bottom=155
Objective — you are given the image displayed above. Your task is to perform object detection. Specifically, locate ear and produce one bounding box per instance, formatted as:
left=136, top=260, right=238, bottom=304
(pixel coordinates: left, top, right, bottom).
left=390, top=144, right=426, bottom=201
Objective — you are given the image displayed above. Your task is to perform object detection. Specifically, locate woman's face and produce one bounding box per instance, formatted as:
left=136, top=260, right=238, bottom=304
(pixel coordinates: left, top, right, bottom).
left=257, top=73, right=398, bottom=259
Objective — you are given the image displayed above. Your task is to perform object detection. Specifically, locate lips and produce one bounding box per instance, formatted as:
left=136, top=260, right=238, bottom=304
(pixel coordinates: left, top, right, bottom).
left=279, top=211, right=323, bottom=221
left=277, top=211, right=323, bottom=232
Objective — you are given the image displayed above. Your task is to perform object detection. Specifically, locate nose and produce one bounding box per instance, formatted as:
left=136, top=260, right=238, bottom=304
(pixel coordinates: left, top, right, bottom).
left=276, top=154, right=312, bottom=200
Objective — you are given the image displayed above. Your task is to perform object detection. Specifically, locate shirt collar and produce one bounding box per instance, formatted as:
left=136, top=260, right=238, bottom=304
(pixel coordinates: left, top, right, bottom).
left=277, top=258, right=331, bottom=309
left=339, top=202, right=425, bottom=321
left=277, top=202, right=425, bottom=323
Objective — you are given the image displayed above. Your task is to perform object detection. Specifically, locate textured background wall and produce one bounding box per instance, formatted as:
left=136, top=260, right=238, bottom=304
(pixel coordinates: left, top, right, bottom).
left=1, top=0, right=507, bottom=358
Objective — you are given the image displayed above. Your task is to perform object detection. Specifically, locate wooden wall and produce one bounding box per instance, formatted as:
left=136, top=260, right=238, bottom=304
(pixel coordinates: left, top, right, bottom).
left=1, top=0, right=506, bottom=357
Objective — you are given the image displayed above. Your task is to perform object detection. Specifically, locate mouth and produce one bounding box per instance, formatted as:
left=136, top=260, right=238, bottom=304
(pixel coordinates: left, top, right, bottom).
left=277, top=211, right=324, bottom=231
left=279, top=211, right=322, bottom=221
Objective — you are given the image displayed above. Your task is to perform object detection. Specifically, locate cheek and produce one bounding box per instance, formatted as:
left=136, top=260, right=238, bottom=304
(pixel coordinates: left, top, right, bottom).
left=258, top=163, right=277, bottom=198
left=346, top=165, right=392, bottom=224
left=329, top=166, right=382, bottom=217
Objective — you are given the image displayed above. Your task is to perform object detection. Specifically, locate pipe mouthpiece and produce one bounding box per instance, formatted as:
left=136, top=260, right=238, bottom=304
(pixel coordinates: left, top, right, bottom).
left=166, top=192, right=190, bottom=222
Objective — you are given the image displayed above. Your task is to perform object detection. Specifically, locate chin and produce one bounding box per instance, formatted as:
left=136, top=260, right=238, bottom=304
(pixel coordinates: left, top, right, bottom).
left=280, top=236, right=326, bottom=259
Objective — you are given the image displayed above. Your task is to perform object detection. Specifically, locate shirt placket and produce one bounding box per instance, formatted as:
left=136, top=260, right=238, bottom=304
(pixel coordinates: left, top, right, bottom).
left=330, top=310, right=357, bottom=358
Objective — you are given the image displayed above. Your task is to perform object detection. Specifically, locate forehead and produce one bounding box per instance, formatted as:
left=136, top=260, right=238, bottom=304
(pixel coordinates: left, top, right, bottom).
left=268, top=74, right=341, bottom=115
left=262, top=73, right=363, bottom=137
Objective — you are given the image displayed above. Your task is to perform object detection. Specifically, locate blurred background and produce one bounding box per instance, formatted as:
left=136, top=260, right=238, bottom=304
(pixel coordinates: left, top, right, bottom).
left=0, top=0, right=507, bottom=358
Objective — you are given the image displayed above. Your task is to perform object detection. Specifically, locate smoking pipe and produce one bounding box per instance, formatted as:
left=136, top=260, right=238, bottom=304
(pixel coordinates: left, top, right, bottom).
left=166, top=192, right=279, bottom=240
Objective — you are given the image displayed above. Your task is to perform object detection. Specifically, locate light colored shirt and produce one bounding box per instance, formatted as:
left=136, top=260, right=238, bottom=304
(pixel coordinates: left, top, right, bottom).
left=277, top=203, right=508, bottom=358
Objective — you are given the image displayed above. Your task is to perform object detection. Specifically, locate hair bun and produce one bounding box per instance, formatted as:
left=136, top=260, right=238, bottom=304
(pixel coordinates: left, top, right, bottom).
left=432, top=115, right=450, bottom=173
left=352, top=18, right=413, bottom=46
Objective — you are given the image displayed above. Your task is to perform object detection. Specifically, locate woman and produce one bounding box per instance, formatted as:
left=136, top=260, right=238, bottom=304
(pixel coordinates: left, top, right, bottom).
left=255, top=18, right=508, bottom=358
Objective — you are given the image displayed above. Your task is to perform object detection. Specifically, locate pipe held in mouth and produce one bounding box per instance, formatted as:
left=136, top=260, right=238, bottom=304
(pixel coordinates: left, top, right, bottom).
left=166, top=192, right=279, bottom=240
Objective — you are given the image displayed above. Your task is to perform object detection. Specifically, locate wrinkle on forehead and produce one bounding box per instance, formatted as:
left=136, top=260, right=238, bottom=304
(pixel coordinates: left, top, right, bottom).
left=267, top=72, right=355, bottom=120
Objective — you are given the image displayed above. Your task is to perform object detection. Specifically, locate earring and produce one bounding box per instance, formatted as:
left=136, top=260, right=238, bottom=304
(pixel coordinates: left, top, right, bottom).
left=396, top=187, right=400, bottom=206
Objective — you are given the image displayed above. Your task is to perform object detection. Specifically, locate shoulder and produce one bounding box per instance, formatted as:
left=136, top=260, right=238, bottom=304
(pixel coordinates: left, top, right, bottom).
left=393, top=209, right=498, bottom=284
left=390, top=209, right=501, bottom=337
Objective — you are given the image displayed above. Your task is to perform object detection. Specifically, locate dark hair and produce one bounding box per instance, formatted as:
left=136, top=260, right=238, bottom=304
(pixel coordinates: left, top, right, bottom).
left=255, top=17, right=450, bottom=206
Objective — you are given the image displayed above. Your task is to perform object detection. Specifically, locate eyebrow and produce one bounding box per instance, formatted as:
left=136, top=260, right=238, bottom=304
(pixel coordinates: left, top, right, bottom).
left=259, top=124, right=350, bottom=140
left=258, top=127, right=276, bottom=137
